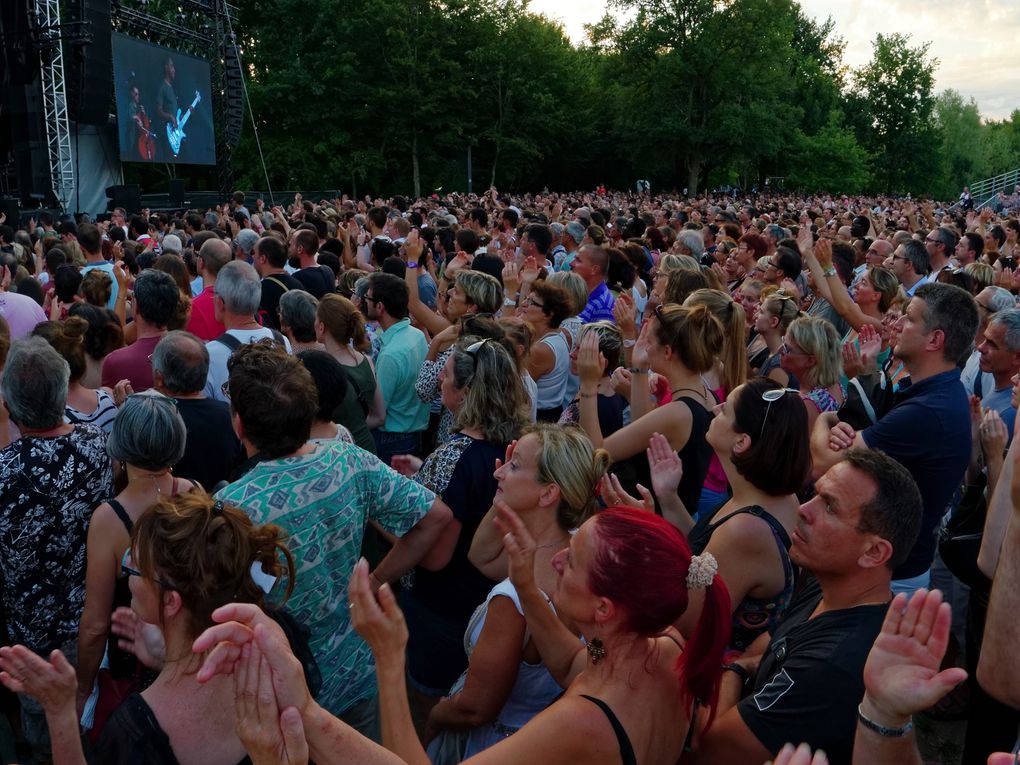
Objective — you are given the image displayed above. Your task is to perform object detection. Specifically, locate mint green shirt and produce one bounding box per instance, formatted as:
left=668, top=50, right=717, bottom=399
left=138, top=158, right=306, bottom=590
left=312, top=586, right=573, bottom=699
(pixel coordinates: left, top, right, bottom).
left=376, top=318, right=429, bottom=433
left=215, top=441, right=435, bottom=714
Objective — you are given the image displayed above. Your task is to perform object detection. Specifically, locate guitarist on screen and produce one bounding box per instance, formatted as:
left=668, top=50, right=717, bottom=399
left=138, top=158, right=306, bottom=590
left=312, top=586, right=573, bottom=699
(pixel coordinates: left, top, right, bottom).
left=155, top=56, right=180, bottom=159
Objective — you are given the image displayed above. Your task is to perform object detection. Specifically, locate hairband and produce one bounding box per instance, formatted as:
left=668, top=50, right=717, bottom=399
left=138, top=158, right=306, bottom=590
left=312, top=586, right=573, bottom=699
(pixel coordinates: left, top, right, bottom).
left=686, top=552, right=718, bottom=590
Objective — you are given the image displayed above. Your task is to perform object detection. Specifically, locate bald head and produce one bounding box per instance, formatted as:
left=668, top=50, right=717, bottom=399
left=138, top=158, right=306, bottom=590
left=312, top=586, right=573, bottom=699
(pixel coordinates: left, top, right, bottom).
left=151, top=330, right=210, bottom=394
left=199, top=238, right=232, bottom=278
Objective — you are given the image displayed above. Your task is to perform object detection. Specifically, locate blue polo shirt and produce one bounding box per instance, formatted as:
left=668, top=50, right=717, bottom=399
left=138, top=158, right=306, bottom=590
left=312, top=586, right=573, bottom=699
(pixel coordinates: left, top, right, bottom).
left=861, top=367, right=971, bottom=579
left=579, top=282, right=616, bottom=323
left=376, top=318, right=429, bottom=434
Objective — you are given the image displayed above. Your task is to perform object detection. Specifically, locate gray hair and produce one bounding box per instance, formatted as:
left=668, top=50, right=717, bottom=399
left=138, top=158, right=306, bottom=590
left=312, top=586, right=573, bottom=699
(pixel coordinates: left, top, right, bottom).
left=279, top=290, right=319, bottom=343
left=981, top=286, right=1016, bottom=314
left=990, top=308, right=1020, bottom=353
left=106, top=390, right=186, bottom=470
left=677, top=230, right=705, bottom=260
left=214, top=260, right=261, bottom=315
left=934, top=226, right=958, bottom=253
left=1, top=337, right=70, bottom=430
left=152, top=330, right=209, bottom=394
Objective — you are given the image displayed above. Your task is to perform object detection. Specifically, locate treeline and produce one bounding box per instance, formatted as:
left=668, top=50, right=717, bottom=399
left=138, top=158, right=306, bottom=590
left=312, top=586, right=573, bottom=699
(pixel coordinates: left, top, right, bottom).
left=226, top=0, right=1020, bottom=199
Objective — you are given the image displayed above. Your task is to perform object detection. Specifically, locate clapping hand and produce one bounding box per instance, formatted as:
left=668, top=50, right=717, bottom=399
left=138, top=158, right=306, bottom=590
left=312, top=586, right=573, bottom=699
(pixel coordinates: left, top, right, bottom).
left=978, top=407, right=1008, bottom=464
left=0, top=645, right=76, bottom=716
left=349, top=558, right=408, bottom=671
left=613, top=292, right=637, bottom=339
left=766, top=743, right=828, bottom=765
left=577, top=330, right=606, bottom=386
left=234, top=641, right=309, bottom=765
left=646, top=432, right=683, bottom=500
left=599, top=474, right=654, bottom=513
left=494, top=502, right=537, bottom=593
left=111, top=606, right=165, bottom=669
left=403, top=229, right=423, bottom=263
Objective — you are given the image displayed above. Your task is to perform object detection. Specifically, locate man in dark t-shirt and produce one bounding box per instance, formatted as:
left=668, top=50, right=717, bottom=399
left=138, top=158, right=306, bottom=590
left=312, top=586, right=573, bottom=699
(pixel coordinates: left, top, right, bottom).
left=696, top=450, right=923, bottom=765
left=151, top=330, right=242, bottom=490
left=253, top=235, right=304, bottom=330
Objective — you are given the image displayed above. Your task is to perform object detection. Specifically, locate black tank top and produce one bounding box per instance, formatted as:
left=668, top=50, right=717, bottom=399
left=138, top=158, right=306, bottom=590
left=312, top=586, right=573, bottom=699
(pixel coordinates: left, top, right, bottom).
left=580, top=695, right=637, bottom=765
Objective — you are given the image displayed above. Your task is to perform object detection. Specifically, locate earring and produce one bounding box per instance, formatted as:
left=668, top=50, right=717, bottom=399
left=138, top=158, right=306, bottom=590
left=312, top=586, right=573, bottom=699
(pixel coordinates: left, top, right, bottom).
left=587, top=636, right=606, bottom=665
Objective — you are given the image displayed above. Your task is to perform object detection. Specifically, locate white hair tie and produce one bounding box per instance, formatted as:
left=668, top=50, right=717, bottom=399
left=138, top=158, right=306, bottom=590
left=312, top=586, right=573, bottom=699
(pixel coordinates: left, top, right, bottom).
left=686, top=552, right=718, bottom=590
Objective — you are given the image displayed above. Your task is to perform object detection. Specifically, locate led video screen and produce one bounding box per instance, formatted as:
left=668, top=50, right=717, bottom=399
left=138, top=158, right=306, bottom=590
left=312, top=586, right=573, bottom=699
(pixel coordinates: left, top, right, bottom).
left=112, top=33, right=215, bottom=165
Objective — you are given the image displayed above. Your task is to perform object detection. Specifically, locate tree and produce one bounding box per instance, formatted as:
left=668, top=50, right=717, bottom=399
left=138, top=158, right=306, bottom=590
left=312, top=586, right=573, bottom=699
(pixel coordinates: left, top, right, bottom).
left=932, top=89, right=983, bottom=199
left=786, top=111, right=871, bottom=193
left=852, top=33, right=938, bottom=194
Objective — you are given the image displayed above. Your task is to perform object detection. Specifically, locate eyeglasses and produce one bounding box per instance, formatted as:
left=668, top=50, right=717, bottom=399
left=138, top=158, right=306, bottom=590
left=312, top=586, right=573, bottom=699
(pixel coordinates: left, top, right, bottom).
left=759, top=387, right=801, bottom=438
left=121, top=548, right=174, bottom=589
left=892, top=254, right=910, bottom=262
left=524, top=295, right=545, bottom=309
left=779, top=341, right=809, bottom=357
left=363, top=295, right=376, bottom=304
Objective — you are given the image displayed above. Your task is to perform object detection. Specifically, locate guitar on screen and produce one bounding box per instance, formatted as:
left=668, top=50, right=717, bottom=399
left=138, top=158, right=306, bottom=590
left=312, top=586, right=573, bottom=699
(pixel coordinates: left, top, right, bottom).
left=166, top=91, right=201, bottom=157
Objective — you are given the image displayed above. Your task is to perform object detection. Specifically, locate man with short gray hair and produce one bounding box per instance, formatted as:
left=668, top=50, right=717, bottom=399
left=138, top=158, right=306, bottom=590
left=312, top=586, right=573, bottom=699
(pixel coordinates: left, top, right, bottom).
left=203, top=260, right=291, bottom=402
left=961, top=286, right=1016, bottom=397
left=975, top=308, right=1020, bottom=435
left=0, top=338, right=112, bottom=759
left=152, top=330, right=241, bottom=488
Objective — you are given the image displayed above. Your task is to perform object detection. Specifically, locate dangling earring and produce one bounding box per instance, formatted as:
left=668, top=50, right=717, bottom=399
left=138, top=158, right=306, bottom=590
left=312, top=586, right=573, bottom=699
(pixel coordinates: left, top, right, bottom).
left=587, top=636, right=606, bottom=665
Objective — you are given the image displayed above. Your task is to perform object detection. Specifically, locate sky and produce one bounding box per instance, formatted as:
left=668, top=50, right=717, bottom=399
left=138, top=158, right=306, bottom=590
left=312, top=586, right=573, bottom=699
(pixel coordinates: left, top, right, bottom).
left=526, top=0, right=1020, bottom=121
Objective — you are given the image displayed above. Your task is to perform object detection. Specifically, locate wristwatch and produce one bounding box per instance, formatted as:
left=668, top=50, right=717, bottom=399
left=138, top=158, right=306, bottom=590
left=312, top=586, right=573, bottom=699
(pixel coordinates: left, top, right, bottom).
left=406, top=261, right=419, bottom=270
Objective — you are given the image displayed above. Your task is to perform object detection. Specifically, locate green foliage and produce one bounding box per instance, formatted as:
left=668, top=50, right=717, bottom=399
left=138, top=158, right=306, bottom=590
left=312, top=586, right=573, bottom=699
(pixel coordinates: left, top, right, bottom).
left=216, top=0, right=1016, bottom=199
left=787, top=112, right=871, bottom=193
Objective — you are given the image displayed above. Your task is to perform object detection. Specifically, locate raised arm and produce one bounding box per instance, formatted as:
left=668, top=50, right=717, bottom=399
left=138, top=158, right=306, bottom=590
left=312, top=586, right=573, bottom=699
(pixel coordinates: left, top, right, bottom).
left=497, top=505, right=584, bottom=688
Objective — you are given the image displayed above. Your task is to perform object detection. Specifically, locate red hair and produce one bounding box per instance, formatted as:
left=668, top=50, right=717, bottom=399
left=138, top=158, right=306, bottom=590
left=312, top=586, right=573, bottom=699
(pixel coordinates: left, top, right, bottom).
left=739, top=233, right=767, bottom=260
left=589, top=507, right=731, bottom=725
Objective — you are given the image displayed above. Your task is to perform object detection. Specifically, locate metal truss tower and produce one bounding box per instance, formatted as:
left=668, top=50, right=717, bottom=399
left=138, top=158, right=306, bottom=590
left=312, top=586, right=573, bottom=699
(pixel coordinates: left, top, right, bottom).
left=33, top=0, right=75, bottom=210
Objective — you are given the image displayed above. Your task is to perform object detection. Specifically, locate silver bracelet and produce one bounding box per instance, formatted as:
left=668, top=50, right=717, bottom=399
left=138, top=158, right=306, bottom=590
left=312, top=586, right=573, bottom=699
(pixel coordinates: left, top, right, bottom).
left=857, top=704, right=912, bottom=737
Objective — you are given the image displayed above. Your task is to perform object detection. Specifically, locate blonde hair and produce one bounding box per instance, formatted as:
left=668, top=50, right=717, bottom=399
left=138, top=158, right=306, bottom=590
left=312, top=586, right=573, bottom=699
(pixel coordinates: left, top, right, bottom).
left=865, top=267, right=902, bottom=312
left=455, top=270, right=503, bottom=314
left=546, top=271, right=588, bottom=316
left=525, top=422, right=610, bottom=529
left=964, top=262, right=994, bottom=292
left=759, top=291, right=800, bottom=334
left=450, top=337, right=529, bottom=443
left=658, top=252, right=701, bottom=277
left=498, top=317, right=533, bottom=370
left=787, top=316, right=843, bottom=388
left=683, top=289, right=748, bottom=388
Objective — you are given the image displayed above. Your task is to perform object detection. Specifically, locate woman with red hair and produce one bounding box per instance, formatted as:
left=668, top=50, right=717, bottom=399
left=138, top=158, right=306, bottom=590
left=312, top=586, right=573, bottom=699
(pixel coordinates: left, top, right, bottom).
left=186, top=506, right=731, bottom=765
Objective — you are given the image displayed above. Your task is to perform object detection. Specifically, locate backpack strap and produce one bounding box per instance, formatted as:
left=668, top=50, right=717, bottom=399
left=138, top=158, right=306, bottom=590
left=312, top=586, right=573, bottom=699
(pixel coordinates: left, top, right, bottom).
left=212, top=332, right=244, bottom=352
left=265, top=276, right=291, bottom=294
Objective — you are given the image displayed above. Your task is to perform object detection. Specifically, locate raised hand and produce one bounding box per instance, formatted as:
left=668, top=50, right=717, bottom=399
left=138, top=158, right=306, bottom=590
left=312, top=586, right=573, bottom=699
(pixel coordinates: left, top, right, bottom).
left=493, top=502, right=537, bottom=592
left=492, top=440, right=518, bottom=474
left=0, top=646, right=76, bottom=715
left=111, top=606, right=166, bottom=669
left=403, top=229, right=423, bottom=262
left=646, top=432, right=684, bottom=499
left=978, top=407, right=1008, bottom=463
left=842, top=340, right=864, bottom=380
left=613, top=292, right=637, bottom=339
left=349, top=558, right=408, bottom=671
left=814, top=237, right=833, bottom=269
left=520, top=256, right=541, bottom=286
left=631, top=319, right=652, bottom=369
left=577, top=330, right=606, bottom=386
left=500, top=260, right=520, bottom=294
left=234, top=642, right=309, bottom=765
left=861, top=589, right=967, bottom=728
left=390, top=454, right=422, bottom=477
left=857, top=323, right=883, bottom=368
left=600, top=473, right=654, bottom=513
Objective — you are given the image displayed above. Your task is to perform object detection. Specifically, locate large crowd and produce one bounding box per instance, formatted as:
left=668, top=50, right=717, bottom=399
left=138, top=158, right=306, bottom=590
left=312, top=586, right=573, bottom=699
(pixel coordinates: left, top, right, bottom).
left=0, top=186, right=1018, bottom=765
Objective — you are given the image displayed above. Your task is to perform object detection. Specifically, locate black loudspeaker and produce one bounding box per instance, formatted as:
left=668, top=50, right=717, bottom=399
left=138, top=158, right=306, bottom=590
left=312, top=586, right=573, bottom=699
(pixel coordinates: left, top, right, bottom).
left=66, top=0, right=113, bottom=126
left=0, top=198, right=18, bottom=226
left=169, top=179, right=186, bottom=207
left=4, top=80, right=51, bottom=204
left=106, top=184, right=141, bottom=214
left=221, top=35, right=244, bottom=149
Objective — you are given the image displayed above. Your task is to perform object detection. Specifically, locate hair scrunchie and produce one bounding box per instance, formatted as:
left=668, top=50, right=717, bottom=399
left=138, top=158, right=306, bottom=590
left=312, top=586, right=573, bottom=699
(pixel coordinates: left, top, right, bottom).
left=686, top=551, right=718, bottom=590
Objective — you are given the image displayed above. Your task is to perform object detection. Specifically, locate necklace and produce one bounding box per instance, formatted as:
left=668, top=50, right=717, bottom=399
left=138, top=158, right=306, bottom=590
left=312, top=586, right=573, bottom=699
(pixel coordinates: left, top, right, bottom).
left=128, top=469, right=171, bottom=495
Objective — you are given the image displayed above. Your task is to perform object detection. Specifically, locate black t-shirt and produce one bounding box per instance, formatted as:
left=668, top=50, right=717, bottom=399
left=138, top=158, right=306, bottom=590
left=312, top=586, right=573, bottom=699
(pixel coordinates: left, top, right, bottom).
left=259, top=272, right=304, bottom=330
left=293, top=265, right=335, bottom=299
left=409, top=436, right=503, bottom=623
left=173, top=397, right=243, bottom=491
left=737, top=577, right=887, bottom=765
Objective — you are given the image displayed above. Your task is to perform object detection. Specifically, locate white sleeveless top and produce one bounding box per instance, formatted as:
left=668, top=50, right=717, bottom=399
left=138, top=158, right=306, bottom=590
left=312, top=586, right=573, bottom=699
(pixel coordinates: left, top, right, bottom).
left=535, top=331, right=569, bottom=410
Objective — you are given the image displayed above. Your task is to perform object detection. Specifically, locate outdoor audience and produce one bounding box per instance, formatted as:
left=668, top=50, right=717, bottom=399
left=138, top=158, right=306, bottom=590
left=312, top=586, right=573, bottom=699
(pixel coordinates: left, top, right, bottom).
left=0, top=187, right=1017, bottom=765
